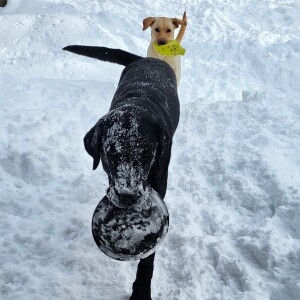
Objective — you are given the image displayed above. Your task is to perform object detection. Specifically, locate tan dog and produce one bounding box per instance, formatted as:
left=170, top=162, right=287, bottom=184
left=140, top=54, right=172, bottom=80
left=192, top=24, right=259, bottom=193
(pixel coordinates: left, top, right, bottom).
left=143, top=12, right=187, bottom=86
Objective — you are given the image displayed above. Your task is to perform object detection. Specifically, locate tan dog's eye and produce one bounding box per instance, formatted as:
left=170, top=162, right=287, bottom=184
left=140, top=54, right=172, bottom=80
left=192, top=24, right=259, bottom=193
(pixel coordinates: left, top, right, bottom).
left=166, top=29, right=171, bottom=33
left=155, top=28, right=160, bottom=32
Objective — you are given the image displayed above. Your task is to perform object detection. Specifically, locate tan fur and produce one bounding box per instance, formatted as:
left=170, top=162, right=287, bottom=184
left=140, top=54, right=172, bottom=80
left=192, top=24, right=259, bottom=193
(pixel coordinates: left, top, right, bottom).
left=143, top=12, right=187, bottom=86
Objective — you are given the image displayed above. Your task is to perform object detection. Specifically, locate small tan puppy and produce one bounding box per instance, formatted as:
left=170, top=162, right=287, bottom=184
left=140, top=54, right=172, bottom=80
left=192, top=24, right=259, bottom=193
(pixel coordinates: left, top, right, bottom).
left=143, top=12, right=187, bottom=86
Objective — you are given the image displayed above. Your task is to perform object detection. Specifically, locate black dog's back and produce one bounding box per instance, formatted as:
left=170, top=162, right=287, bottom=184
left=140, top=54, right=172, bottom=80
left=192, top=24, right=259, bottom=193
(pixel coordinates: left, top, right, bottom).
left=112, top=58, right=180, bottom=137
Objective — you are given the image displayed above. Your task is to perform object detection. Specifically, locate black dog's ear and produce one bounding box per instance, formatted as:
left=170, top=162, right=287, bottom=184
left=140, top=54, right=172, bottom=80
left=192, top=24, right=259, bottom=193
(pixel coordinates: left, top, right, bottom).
left=83, top=120, right=104, bottom=170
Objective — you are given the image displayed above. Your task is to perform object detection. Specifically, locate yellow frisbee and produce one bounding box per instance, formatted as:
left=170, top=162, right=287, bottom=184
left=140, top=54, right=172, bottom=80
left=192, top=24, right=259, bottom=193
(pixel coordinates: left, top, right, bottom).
left=153, top=40, right=186, bottom=57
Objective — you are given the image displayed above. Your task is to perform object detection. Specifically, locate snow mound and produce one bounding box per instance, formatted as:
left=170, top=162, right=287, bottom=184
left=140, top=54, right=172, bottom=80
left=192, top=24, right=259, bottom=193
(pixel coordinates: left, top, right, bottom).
left=1, top=0, right=299, bottom=299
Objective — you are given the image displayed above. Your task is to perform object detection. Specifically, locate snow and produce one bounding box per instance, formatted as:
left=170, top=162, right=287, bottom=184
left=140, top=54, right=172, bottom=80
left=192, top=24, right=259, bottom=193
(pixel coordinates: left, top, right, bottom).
left=0, top=0, right=299, bottom=299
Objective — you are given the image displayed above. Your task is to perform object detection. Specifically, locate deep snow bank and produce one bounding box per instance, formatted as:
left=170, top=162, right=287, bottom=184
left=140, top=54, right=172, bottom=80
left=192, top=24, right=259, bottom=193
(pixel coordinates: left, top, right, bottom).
left=0, top=0, right=299, bottom=299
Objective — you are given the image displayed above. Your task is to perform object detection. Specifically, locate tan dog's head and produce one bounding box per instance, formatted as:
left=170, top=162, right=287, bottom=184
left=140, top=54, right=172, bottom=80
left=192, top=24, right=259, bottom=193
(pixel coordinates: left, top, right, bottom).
left=143, top=16, right=186, bottom=45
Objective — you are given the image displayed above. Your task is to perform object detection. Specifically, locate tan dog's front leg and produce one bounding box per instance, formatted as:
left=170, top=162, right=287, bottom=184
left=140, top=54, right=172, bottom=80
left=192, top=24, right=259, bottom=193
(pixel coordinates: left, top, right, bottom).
left=175, top=11, right=187, bottom=43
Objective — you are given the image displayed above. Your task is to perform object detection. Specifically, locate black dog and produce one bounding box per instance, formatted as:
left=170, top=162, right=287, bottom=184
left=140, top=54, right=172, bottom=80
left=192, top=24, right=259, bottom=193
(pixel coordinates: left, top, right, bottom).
left=64, top=45, right=180, bottom=300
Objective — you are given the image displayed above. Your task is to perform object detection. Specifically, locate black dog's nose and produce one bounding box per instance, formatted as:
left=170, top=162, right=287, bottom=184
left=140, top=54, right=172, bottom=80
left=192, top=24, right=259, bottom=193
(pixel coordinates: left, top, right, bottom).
left=119, top=193, right=139, bottom=207
left=157, top=39, right=167, bottom=45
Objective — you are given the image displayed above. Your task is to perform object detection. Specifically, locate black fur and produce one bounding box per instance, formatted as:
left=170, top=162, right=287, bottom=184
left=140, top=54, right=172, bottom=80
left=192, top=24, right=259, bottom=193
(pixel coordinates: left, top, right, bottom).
left=63, top=45, right=142, bottom=66
left=64, top=46, right=180, bottom=299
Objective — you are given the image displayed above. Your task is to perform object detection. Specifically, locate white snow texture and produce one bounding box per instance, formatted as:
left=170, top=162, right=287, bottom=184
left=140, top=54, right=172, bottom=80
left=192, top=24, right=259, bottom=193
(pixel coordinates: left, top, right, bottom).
left=0, top=0, right=299, bottom=299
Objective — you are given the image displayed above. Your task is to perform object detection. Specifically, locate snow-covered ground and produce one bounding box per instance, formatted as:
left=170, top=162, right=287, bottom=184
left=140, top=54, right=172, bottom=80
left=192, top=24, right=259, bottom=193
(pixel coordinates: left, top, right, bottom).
left=1, top=0, right=299, bottom=299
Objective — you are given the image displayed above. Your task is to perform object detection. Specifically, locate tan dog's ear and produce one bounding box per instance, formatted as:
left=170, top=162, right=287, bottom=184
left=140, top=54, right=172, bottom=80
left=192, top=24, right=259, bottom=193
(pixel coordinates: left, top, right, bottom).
left=171, top=18, right=187, bottom=28
left=143, top=17, right=155, bottom=31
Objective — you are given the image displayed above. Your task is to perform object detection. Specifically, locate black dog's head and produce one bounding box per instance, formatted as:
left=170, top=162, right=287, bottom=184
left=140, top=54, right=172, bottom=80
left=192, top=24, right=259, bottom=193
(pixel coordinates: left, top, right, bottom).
left=84, top=108, right=170, bottom=207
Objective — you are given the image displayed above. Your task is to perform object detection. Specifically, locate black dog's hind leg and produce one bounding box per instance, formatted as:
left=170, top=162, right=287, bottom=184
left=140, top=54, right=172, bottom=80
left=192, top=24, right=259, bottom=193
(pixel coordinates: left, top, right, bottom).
left=130, top=253, right=155, bottom=300
left=63, top=45, right=142, bottom=67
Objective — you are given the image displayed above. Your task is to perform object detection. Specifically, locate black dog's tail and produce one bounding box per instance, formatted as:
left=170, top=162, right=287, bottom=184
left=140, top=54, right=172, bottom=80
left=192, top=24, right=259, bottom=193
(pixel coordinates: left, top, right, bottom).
left=63, top=46, right=142, bottom=66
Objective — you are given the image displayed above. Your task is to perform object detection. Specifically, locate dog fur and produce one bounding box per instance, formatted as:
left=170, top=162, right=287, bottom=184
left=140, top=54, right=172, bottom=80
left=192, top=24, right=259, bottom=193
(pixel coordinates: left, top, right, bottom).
left=63, top=45, right=180, bottom=300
